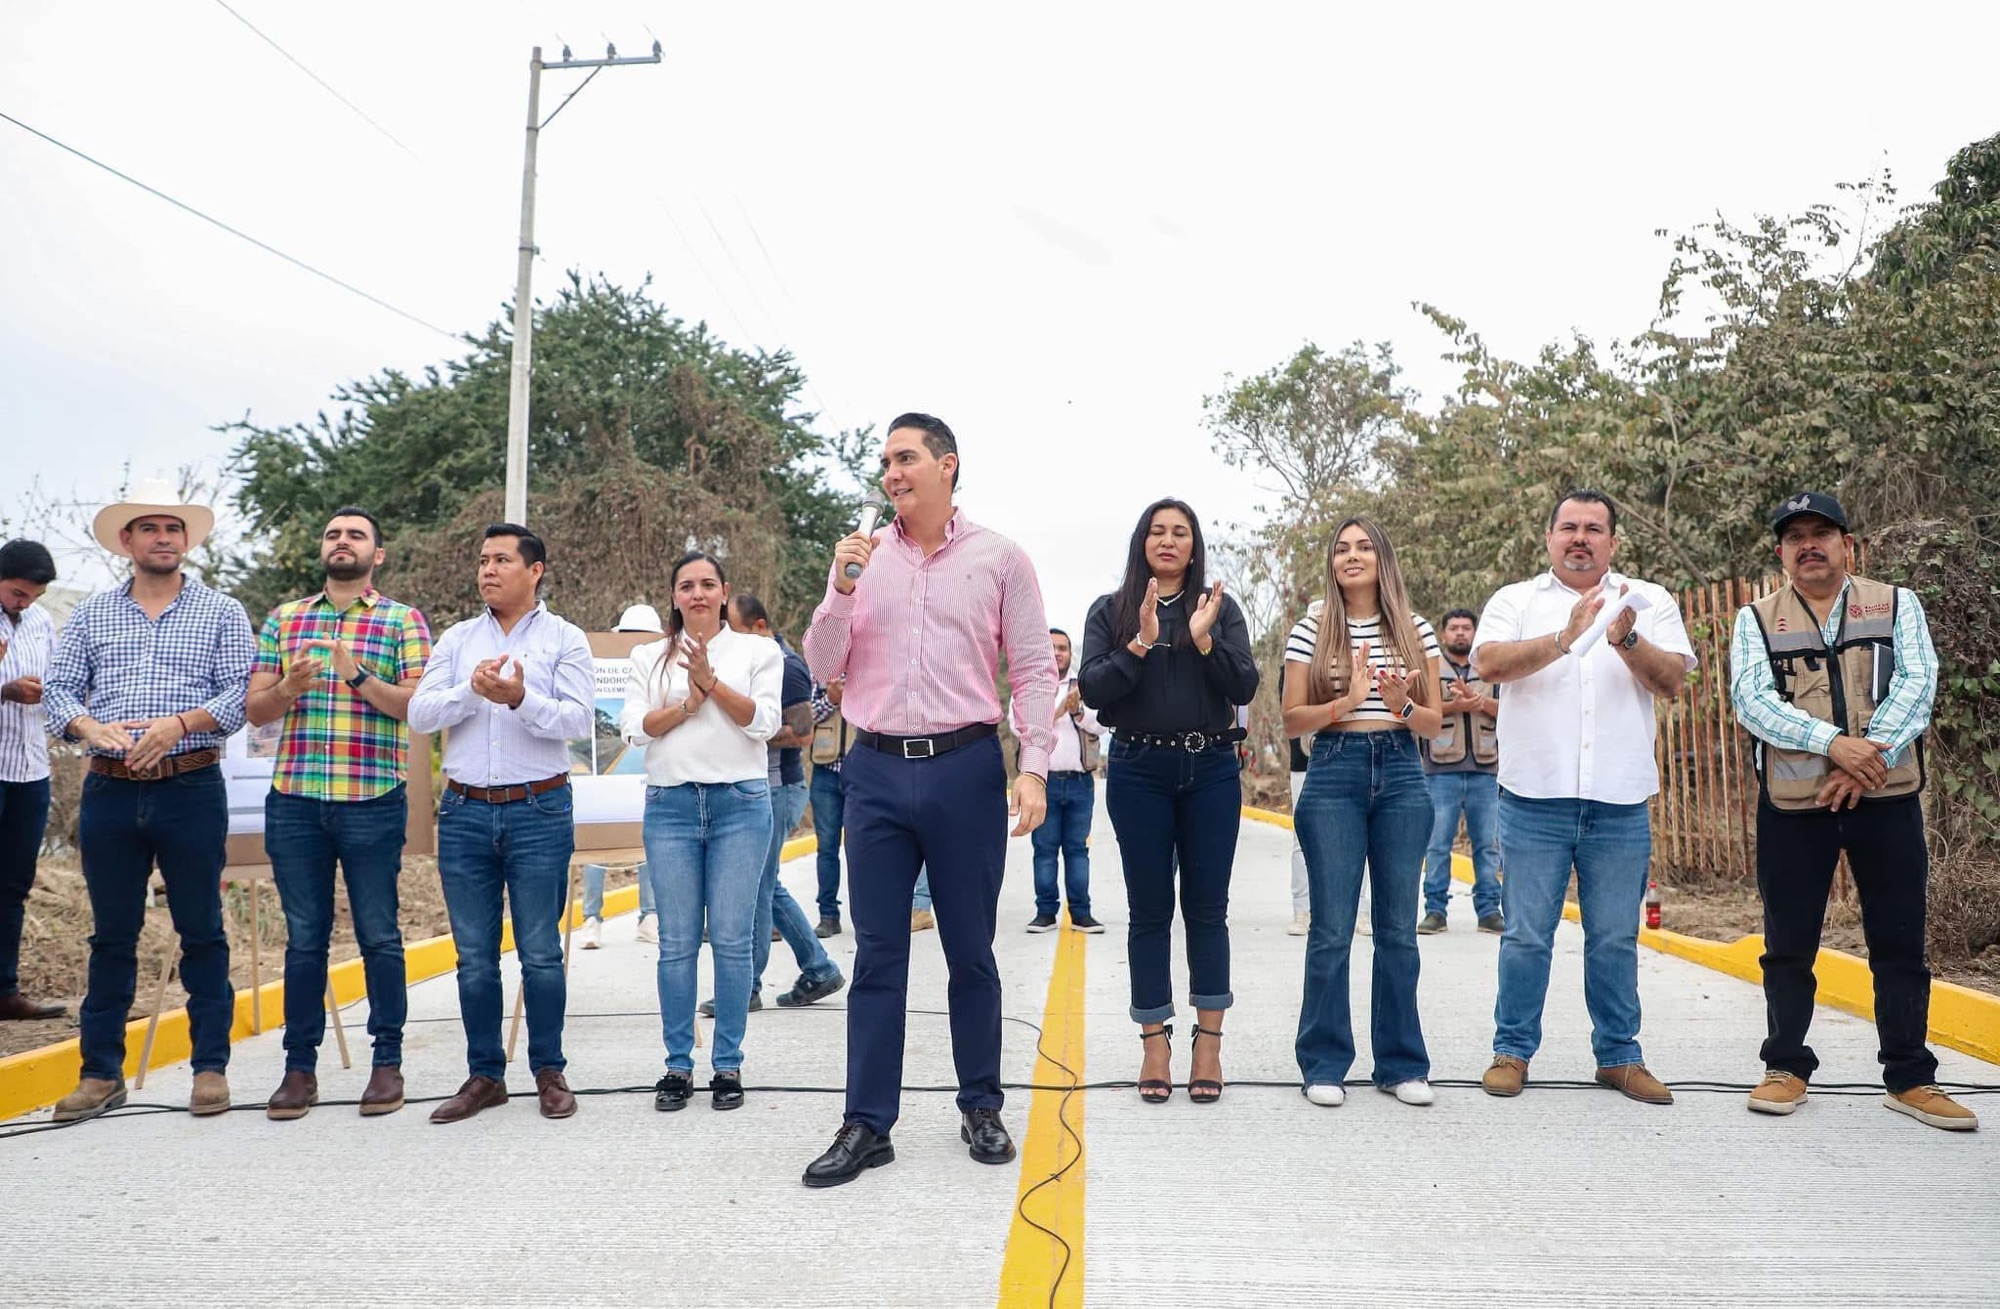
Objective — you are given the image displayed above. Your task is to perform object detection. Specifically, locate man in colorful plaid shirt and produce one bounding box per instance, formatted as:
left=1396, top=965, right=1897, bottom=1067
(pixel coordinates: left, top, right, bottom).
left=244, top=507, right=431, bottom=1121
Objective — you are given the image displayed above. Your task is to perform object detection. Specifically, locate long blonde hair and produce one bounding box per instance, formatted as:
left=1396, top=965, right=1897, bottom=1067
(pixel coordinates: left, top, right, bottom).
left=1307, top=517, right=1431, bottom=708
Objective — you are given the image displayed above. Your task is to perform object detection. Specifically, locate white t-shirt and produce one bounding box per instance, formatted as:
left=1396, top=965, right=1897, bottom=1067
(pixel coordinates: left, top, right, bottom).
left=1471, top=570, right=1695, bottom=805
left=1285, top=602, right=1441, bottom=725
left=619, top=626, right=783, bottom=787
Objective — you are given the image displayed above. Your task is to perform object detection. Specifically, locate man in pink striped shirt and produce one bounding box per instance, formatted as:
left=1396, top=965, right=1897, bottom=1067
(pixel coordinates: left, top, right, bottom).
left=799, top=412, right=1058, bottom=1189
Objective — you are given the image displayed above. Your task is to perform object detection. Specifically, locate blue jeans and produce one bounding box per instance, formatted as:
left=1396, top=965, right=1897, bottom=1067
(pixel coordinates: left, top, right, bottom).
left=1422, top=771, right=1502, bottom=918
left=1493, top=790, right=1651, bottom=1068
left=436, top=784, right=576, bottom=1079
left=645, top=780, right=772, bottom=1073
left=1105, top=738, right=1239, bottom=1024
left=0, top=776, right=52, bottom=997
left=912, top=867, right=932, bottom=912
left=810, top=764, right=844, bottom=919
left=1293, top=732, right=1432, bottom=1087
left=754, top=781, right=838, bottom=991
left=1030, top=771, right=1094, bottom=918
left=77, top=768, right=232, bottom=1079
left=582, top=861, right=655, bottom=919
left=265, top=785, right=408, bottom=1072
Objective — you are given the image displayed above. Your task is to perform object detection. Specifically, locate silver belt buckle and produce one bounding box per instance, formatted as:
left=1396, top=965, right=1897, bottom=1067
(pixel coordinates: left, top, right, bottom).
left=902, top=737, right=935, bottom=760
left=1180, top=731, right=1208, bottom=752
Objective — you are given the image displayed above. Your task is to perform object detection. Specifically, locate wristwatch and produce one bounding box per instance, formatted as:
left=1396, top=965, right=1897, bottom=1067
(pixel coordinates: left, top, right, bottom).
left=1398, top=700, right=1417, bottom=721
left=1619, top=630, right=1640, bottom=651
left=345, top=668, right=371, bottom=690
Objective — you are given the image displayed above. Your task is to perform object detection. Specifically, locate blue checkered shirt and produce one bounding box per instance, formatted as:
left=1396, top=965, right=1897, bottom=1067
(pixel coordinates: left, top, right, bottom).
left=44, top=576, right=255, bottom=756
left=1728, top=580, right=1936, bottom=768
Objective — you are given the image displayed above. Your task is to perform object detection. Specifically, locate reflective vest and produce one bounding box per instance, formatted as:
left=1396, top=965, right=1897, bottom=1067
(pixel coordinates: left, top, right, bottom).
left=1428, top=658, right=1498, bottom=767
left=810, top=703, right=857, bottom=765
left=1746, top=575, right=1924, bottom=810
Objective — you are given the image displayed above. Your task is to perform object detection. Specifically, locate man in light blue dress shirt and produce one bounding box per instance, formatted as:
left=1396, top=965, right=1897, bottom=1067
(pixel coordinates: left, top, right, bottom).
left=410, top=523, right=594, bottom=1124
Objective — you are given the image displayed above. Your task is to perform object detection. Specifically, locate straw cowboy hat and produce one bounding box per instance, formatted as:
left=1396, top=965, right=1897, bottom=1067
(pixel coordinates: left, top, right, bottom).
left=92, top=477, right=216, bottom=558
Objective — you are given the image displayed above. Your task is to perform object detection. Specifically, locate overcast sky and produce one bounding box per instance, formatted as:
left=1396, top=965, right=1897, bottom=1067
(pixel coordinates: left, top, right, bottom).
left=4, top=0, right=1995, bottom=632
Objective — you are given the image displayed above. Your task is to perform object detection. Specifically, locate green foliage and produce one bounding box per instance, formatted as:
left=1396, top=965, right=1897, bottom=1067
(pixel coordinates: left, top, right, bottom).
left=224, top=273, right=864, bottom=633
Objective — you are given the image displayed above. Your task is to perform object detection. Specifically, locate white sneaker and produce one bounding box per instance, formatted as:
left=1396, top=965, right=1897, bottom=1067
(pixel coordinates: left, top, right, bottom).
left=1287, top=911, right=1309, bottom=937
left=1304, top=1083, right=1346, bottom=1107
left=635, top=913, right=658, bottom=944
left=578, top=917, right=602, bottom=950
left=1384, top=1079, right=1435, bottom=1106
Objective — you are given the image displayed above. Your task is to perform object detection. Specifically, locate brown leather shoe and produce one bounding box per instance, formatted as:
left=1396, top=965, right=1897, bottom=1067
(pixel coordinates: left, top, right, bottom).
left=1747, top=1069, right=1808, bottom=1116
left=536, top=1068, right=577, bottom=1119
left=429, top=1074, right=509, bottom=1124
left=190, top=1070, right=232, bottom=1116
left=1597, top=1063, right=1674, bottom=1104
left=264, top=1069, right=317, bottom=1120
left=52, top=1077, right=127, bottom=1123
left=1481, top=1055, right=1528, bottom=1097
left=1885, top=1085, right=1979, bottom=1132
left=0, top=992, right=66, bottom=1021
left=359, top=1066, right=405, bottom=1117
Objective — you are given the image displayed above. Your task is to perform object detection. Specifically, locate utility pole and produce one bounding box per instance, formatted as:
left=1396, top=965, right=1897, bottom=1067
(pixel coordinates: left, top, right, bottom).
left=504, top=40, right=662, bottom=526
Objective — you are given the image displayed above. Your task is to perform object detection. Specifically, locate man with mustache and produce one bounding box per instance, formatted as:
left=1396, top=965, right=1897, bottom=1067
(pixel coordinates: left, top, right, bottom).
left=1471, top=489, right=1693, bottom=1106
left=1729, top=491, right=1973, bottom=1130
left=409, top=523, right=594, bottom=1124
left=1417, top=607, right=1503, bottom=935
left=245, top=507, right=432, bottom=1120
left=43, top=480, right=255, bottom=1122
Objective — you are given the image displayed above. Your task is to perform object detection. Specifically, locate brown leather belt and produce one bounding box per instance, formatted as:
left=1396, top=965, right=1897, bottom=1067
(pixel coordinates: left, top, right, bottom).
left=88, top=750, right=221, bottom=781
left=446, top=774, right=571, bottom=804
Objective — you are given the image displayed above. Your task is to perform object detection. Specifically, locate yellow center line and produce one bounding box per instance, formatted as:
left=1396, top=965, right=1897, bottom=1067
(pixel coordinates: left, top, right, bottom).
left=997, top=918, right=1088, bottom=1309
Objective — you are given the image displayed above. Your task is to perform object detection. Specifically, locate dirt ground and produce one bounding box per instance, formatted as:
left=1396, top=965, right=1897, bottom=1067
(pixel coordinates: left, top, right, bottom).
left=0, top=856, right=641, bottom=1061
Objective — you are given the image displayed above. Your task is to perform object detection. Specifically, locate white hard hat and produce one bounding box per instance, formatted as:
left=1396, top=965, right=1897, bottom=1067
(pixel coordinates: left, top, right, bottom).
left=614, top=603, right=664, bottom=634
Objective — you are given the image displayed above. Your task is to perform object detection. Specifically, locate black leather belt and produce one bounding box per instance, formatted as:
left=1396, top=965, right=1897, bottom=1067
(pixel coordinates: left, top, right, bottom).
left=854, top=722, right=996, bottom=760
left=1119, top=729, right=1245, bottom=753
left=1048, top=770, right=1089, bottom=779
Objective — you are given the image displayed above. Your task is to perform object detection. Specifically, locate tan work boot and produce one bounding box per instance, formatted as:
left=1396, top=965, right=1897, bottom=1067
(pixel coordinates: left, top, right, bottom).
left=910, top=909, right=935, bottom=933
left=1596, top=1063, right=1674, bottom=1105
left=52, top=1077, right=128, bottom=1123
left=1481, top=1055, right=1528, bottom=1097
left=1747, top=1069, right=1808, bottom=1116
left=190, top=1070, right=232, bottom=1117
left=1885, top=1085, right=1979, bottom=1132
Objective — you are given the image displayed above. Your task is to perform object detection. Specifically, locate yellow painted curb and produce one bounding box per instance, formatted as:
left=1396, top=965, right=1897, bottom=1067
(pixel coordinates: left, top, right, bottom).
left=0, top=836, right=826, bottom=1121
left=1242, top=803, right=2000, bottom=1069
left=998, top=917, right=1088, bottom=1309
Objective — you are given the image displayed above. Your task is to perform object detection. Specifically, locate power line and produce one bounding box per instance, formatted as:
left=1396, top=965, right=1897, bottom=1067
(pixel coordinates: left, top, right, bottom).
left=0, top=108, right=458, bottom=341
left=211, top=0, right=419, bottom=159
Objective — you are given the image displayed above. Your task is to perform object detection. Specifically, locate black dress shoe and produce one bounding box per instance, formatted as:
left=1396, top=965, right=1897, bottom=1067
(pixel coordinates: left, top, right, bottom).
left=710, top=1070, right=745, bottom=1111
left=961, top=1108, right=1016, bottom=1164
left=814, top=916, right=842, bottom=939
left=654, top=1071, right=693, bottom=1112
left=802, top=1121, right=895, bottom=1188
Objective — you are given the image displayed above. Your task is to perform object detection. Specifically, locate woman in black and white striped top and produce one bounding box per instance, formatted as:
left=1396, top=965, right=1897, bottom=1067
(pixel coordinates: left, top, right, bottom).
left=1281, top=517, right=1443, bottom=1110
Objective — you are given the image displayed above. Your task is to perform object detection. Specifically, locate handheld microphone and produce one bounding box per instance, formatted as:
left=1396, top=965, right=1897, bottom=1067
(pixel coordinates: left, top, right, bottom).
left=845, top=489, right=891, bottom=580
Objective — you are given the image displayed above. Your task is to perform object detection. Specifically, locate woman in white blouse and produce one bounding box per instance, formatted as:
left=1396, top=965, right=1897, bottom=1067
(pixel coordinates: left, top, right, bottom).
left=1280, top=517, right=1444, bottom=1110
left=620, top=551, right=782, bottom=1113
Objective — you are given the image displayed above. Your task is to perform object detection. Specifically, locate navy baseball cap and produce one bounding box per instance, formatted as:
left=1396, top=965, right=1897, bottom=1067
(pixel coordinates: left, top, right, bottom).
left=1771, top=491, right=1849, bottom=538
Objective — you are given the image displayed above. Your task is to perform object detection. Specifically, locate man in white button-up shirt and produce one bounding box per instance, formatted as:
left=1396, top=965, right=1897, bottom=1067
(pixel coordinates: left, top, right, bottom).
left=1470, top=490, right=1693, bottom=1106
left=409, top=524, right=594, bottom=1124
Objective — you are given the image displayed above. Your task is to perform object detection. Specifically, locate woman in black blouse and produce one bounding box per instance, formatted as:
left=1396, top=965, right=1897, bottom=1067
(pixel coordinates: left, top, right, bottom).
left=1080, top=498, right=1260, bottom=1104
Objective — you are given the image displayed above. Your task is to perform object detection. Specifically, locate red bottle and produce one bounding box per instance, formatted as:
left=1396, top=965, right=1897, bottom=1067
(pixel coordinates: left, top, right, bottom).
left=1644, top=880, right=1662, bottom=930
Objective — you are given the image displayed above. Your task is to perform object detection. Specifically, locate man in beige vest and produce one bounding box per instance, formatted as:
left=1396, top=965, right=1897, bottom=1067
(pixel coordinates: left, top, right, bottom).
left=1419, top=607, right=1502, bottom=935
left=1729, top=491, right=1974, bottom=1131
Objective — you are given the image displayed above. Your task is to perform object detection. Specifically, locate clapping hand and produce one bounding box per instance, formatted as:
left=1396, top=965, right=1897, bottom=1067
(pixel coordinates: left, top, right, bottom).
left=1137, top=578, right=1162, bottom=647
left=1376, top=665, right=1413, bottom=715
left=1560, top=584, right=1606, bottom=652
left=678, top=631, right=716, bottom=692
left=471, top=655, right=527, bottom=707
left=278, top=648, right=326, bottom=695
left=1330, top=641, right=1372, bottom=721
left=1604, top=584, right=1637, bottom=648
left=303, top=638, right=361, bottom=683
left=1187, top=581, right=1226, bottom=647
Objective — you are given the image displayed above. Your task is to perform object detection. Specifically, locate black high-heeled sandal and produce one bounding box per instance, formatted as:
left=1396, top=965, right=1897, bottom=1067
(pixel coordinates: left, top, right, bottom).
left=1138, top=1025, right=1173, bottom=1103
left=1189, top=1026, right=1225, bottom=1104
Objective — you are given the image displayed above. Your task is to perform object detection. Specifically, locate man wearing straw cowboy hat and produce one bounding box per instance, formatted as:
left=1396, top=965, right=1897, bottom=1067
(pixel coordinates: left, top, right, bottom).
left=42, top=477, right=255, bottom=1123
